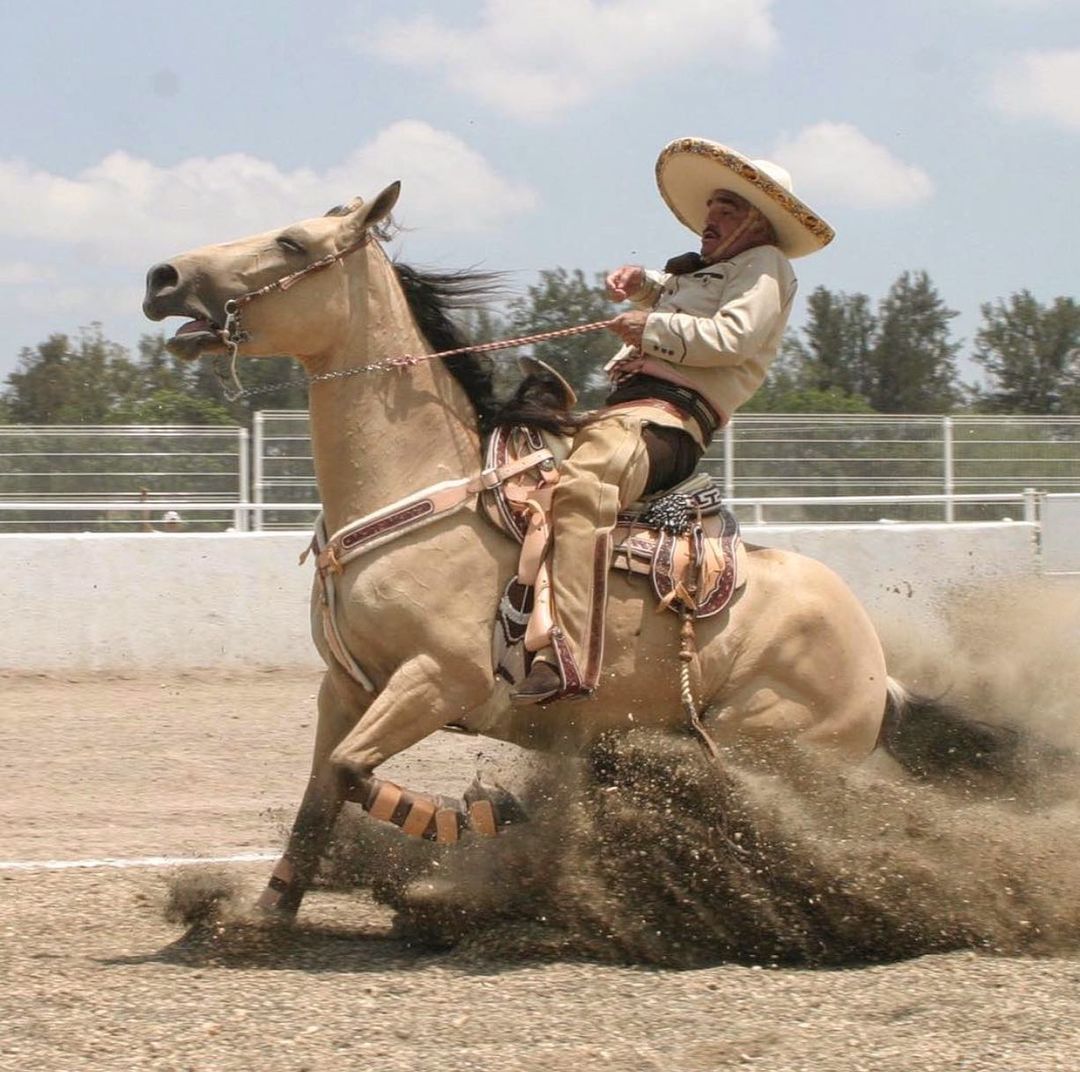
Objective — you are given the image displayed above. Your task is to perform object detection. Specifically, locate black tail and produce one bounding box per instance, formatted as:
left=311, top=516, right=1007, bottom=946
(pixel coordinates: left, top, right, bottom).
left=878, top=680, right=1073, bottom=793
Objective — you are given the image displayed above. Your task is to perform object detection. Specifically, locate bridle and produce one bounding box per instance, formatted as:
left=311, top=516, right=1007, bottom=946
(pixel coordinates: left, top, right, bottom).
left=214, top=230, right=378, bottom=400
left=208, top=227, right=613, bottom=403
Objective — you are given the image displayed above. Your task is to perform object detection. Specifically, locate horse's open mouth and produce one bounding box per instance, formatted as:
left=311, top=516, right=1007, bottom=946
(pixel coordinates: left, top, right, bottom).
left=174, top=318, right=220, bottom=341
left=166, top=318, right=225, bottom=358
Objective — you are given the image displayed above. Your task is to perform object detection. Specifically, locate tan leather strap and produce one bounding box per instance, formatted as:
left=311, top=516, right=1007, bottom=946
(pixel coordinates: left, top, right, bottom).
left=309, top=445, right=558, bottom=692
left=357, top=776, right=498, bottom=842
left=367, top=781, right=405, bottom=823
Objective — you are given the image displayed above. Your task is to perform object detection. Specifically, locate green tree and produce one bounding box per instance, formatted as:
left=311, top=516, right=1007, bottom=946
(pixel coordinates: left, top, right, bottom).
left=867, top=271, right=961, bottom=413
left=1, top=326, right=308, bottom=427
left=972, top=291, right=1080, bottom=414
left=787, top=286, right=877, bottom=400
left=751, top=303, right=877, bottom=413
left=505, top=268, right=617, bottom=409
left=3, top=324, right=140, bottom=424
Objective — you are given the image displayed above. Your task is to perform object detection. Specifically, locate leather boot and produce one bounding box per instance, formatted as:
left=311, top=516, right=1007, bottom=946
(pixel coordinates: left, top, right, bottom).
left=510, top=659, right=563, bottom=705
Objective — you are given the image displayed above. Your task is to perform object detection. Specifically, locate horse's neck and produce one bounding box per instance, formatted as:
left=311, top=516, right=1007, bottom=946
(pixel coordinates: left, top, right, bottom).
left=306, top=246, right=480, bottom=534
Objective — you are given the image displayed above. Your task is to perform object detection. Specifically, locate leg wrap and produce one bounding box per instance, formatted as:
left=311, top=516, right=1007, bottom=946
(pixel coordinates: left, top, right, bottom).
left=348, top=776, right=527, bottom=842
left=257, top=855, right=303, bottom=915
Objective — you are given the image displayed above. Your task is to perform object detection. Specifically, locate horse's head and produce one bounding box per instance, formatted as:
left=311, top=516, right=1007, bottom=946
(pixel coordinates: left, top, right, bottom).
left=142, top=182, right=401, bottom=362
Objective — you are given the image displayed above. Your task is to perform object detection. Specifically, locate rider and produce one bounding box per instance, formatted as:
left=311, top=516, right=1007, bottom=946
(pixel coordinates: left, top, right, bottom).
left=511, top=137, right=835, bottom=704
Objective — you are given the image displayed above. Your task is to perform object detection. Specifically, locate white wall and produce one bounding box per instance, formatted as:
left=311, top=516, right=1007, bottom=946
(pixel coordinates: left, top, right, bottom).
left=0, top=523, right=1040, bottom=673
left=1, top=532, right=317, bottom=673
left=1042, top=495, right=1080, bottom=573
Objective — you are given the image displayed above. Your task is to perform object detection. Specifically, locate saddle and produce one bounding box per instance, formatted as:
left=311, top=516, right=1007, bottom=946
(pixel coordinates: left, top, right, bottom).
left=480, top=423, right=746, bottom=685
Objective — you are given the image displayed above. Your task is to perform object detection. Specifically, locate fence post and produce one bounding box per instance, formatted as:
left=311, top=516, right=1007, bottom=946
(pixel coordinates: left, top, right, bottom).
left=942, top=416, right=954, bottom=523
left=1023, top=487, right=1038, bottom=523
left=236, top=427, right=250, bottom=532
left=723, top=421, right=735, bottom=502
left=252, top=412, right=265, bottom=532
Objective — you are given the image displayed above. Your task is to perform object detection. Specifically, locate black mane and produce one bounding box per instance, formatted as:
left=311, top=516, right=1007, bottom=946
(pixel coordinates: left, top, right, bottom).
left=393, top=263, right=501, bottom=432
left=393, top=262, right=582, bottom=438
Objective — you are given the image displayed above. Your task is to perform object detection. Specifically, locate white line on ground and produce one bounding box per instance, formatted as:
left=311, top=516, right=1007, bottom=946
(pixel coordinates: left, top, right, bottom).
left=0, top=851, right=279, bottom=873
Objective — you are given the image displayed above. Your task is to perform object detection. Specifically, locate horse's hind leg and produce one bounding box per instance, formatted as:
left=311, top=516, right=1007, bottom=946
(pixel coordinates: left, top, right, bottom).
left=256, top=672, right=365, bottom=917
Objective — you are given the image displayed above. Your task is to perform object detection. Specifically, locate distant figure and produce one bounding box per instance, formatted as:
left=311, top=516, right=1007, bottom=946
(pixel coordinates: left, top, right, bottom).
left=139, top=487, right=184, bottom=533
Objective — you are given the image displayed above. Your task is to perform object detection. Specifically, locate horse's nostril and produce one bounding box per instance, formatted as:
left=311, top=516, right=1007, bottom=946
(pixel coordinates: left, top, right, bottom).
left=147, top=262, right=180, bottom=294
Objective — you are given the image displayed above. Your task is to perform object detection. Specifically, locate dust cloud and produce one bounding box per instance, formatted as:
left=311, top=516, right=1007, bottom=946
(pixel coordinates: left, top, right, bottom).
left=172, top=579, right=1080, bottom=967
left=355, top=578, right=1080, bottom=966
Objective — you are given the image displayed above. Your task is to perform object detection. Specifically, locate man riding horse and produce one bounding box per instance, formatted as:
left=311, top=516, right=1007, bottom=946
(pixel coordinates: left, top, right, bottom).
left=512, top=137, right=835, bottom=704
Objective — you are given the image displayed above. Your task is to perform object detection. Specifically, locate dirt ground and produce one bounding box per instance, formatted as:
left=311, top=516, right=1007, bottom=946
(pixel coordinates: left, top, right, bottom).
left=1, top=668, right=1078, bottom=1072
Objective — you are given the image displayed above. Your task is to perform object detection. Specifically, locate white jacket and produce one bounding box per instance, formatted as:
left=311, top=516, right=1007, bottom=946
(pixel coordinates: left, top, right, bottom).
left=604, top=244, right=797, bottom=428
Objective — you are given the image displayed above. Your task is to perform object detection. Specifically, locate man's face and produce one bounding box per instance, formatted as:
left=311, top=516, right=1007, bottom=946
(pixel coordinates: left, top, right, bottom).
left=700, top=188, right=753, bottom=260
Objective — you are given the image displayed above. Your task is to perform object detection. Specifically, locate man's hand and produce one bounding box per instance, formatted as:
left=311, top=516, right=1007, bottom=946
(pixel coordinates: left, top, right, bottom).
left=605, top=265, right=645, bottom=301
left=606, top=310, right=648, bottom=349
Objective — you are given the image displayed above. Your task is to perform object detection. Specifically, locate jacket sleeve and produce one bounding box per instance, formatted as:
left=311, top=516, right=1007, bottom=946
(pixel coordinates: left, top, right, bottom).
left=626, top=269, right=670, bottom=309
left=640, top=259, right=790, bottom=369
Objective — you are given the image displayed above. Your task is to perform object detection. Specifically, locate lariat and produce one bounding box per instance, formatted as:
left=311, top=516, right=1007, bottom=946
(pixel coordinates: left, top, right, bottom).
left=214, top=318, right=616, bottom=403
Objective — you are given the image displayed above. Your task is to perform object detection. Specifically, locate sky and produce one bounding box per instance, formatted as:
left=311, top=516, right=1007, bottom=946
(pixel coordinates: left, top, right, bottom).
left=1, top=0, right=1078, bottom=387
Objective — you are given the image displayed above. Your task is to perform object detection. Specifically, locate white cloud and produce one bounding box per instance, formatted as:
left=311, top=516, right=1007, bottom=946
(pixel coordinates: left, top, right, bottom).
left=971, top=0, right=1061, bottom=8
left=771, top=123, right=934, bottom=209
left=0, top=261, right=54, bottom=286
left=0, top=121, right=537, bottom=264
left=991, top=48, right=1080, bottom=131
left=13, top=282, right=137, bottom=318
left=364, top=0, right=777, bottom=122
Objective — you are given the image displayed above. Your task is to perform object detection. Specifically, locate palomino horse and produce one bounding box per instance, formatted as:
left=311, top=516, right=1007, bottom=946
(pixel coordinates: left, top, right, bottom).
left=141, top=183, right=1002, bottom=919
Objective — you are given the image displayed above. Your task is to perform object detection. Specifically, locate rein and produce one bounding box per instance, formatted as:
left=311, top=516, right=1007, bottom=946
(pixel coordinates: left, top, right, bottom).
left=215, top=318, right=616, bottom=403
left=210, top=227, right=615, bottom=402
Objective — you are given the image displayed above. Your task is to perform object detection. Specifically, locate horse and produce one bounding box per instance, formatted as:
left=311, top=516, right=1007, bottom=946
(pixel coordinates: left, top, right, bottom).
left=142, top=182, right=1020, bottom=921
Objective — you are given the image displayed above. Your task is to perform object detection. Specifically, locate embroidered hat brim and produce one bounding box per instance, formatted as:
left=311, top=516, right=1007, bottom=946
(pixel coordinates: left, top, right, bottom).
left=656, top=138, right=834, bottom=259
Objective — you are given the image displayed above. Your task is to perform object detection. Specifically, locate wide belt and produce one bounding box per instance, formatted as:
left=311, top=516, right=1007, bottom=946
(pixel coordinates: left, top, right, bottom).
left=604, top=375, right=721, bottom=442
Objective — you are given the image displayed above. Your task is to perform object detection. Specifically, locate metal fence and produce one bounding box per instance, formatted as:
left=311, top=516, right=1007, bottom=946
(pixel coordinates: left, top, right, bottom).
left=704, top=415, right=1080, bottom=523
left=1, top=414, right=1078, bottom=531
left=251, top=411, right=319, bottom=531
left=0, top=425, right=250, bottom=532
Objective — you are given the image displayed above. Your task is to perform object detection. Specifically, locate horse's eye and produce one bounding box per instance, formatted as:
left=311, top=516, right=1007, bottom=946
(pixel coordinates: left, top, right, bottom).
left=277, top=235, right=306, bottom=255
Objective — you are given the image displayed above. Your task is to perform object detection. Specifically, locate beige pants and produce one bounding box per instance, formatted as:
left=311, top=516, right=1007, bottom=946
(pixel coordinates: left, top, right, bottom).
left=547, top=413, right=652, bottom=693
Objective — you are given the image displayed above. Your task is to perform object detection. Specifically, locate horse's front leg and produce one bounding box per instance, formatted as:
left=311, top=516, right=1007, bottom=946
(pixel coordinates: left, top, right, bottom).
left=256, top=670, right=369, bottom=918
left=331, top=653, right=491, bottom=775
left=258, top=653, right=493, bottom=917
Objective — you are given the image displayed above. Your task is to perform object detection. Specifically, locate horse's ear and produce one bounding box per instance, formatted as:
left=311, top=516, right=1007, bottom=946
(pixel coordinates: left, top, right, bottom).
left=342, top=181, right=401, bottom=241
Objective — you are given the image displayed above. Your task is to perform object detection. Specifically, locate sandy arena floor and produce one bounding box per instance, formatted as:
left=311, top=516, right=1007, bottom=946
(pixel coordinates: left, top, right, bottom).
left=1, top=668, right=1078, bottom=1072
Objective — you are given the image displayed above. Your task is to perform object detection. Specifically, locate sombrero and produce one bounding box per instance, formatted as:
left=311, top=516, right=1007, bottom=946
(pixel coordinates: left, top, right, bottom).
left=656, top=137, right=834, bottom=259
